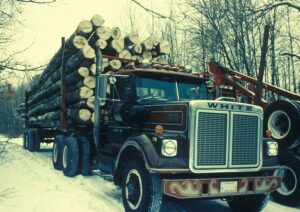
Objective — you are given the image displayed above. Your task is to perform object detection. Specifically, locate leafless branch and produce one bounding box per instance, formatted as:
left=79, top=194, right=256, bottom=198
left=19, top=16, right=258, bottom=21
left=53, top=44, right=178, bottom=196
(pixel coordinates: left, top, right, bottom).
left=0, top=64, right=46, bottom=72
left=131, top=0, right=174, bottom=21
left=16, top=0, right=56, bottom=4
left=0, top=188, right=17, bottom=201
left=281, top=52, right=300, bottom=60
left=252, top=1, right=300, bottom=15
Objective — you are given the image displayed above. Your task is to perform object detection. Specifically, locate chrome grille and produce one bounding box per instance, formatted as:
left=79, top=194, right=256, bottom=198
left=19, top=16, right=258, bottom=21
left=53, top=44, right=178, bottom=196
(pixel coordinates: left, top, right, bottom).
left=231, top=114, right=259, bottom=166
left=194, top=110, right=260, bottom=170
left=196, top=112, right=228, bottom=167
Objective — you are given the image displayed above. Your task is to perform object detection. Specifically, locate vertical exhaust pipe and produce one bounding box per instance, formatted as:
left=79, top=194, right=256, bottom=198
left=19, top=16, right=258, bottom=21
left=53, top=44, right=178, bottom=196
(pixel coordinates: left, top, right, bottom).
left=93, top=48, right=107, bottom=153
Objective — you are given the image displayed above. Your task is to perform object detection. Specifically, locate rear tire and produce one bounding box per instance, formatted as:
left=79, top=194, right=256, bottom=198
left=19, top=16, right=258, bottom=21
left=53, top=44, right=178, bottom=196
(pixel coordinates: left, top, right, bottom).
left=62, top=136, right=79, bottom=177
left=23, top=131, right=28, bottom=149
left=27, top=130, right=35, bottom=152
left=121, top=159, right=162, bottom=212
left=227, top=193, right=269, bottom=212
left=52, top=135, right=65, bottom=170
left=77, top=136, right=90, bottom=176
left=272, top=153, right=300, bottom=206
left=33, top=129, right=41, bottom=151
left=264, top=100, right=300, bottom=150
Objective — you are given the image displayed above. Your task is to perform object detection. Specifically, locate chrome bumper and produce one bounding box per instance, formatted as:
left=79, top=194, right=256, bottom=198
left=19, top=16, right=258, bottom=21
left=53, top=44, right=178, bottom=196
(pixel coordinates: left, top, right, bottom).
left=162, top=176, right=281, bottom=199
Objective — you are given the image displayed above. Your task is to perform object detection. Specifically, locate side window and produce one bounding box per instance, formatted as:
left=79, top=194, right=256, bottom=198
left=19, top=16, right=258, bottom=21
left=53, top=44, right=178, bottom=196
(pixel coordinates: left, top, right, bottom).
left=112, top=77, right=132, bottom=100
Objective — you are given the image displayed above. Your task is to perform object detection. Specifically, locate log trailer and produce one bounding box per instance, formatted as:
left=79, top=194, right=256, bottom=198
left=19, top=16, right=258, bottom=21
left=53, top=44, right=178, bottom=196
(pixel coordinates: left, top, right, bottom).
left=208, top=61, right=300, bottom=206
left=23, top=47, right=282, bottom=211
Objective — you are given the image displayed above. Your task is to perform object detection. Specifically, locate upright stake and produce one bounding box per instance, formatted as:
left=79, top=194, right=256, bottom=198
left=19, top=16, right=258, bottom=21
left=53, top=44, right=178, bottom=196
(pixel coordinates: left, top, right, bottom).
left=255, top=25, right=270, bottom=105
left=60, top=37, right=67, bottom=131
left=25, top=91, right=29, bottom=128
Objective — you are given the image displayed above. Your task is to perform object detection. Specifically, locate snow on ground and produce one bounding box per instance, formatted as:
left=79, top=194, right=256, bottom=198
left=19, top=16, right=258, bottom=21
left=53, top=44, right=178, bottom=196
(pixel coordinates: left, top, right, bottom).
left=0, top=136, right=300, bottom=212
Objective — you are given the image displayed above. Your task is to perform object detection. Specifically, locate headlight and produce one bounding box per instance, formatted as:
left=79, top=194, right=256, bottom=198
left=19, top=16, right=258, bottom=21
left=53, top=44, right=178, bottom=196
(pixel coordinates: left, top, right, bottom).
left=162, top=139, right=177, bottom=157
left=267, top=141, right=278, bottom=156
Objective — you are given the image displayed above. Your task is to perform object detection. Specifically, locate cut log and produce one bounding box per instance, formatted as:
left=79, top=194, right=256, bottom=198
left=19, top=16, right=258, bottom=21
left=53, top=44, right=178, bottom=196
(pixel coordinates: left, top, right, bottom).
left=68, top=109, right=92, bottom=123
left=102, top=58, right=110, bottom=70
left=132, top=55, right=143, bottom=64
left=67, top=86, right=94, bottom=103
left=65, top=45, right=95, bottom=71
left=83, top=76, right=96, bottom=89
left=119, top=50, right=132, bottom=60
left=69, top=96, right=95, bottom=109
left=142, top=50, right=153, bottom=61
left=111, top=27, right=121, bottom=39
left=91, top=14, right=105, bottom=28
left=109, top=59, right=122, bottom=71
left=142, top=37, right=154, bottom=50
left=78, top=67, right=90, bottom=77
left=107, top=38, right=124, bottom=54
left=96, top=26, right=112, bottom=41
left=90, top=63, right=96, bottom=75
left=153, top=40, right=171, bottom=56
left=129, top=44, right=143, bottom=55
left=125, top=32, right=139, bottom=46
left=76, top=20, right=93, bottom=36
left=95, top=39, right=107, bottom=50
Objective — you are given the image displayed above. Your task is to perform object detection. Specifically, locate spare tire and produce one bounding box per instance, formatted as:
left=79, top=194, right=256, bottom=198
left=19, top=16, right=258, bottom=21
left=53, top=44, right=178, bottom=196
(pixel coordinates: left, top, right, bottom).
left=264, top=100, right=300, bottom=149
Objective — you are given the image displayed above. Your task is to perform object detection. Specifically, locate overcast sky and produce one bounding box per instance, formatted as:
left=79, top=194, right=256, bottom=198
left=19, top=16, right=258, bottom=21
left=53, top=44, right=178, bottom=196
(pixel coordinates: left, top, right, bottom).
left=13, top=0, right=172, bottom=67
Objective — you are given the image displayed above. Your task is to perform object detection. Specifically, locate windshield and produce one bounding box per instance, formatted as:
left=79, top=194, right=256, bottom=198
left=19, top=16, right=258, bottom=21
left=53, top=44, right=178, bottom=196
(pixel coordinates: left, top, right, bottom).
left=136, top=76, right=207, bottom=101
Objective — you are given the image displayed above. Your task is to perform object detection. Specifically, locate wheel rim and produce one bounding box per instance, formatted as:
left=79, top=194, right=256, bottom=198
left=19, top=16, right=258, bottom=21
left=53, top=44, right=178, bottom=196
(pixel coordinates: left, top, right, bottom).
left=274, top=165, right=297, bottom=195
left=268, top=110, right=291, bottom=139
left=62, top=145, right=68, bottom=169
left=125, top=169, right=143, bottom=210
left=53, top=142, right=58, bottom=163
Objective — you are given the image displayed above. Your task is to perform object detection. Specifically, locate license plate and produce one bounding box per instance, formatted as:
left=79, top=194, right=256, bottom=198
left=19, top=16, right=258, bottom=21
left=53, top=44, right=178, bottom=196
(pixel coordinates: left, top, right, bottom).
left=220, top=181, right=238, bottom=193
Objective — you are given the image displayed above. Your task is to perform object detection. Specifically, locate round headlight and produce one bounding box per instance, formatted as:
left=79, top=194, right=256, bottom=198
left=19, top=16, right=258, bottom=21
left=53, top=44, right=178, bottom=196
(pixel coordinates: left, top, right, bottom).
left=162, top=139, right=177, bottom=157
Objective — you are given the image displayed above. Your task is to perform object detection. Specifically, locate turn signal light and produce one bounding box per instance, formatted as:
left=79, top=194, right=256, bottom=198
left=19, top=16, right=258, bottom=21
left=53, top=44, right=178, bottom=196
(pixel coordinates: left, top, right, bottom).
left=266, top=130, right=272, bottom=138
left=155, top=125, right=164, bottom=134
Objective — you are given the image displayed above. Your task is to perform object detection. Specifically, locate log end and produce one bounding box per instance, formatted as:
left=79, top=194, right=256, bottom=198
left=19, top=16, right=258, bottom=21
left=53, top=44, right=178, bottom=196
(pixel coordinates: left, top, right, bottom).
left=91, top=14, right=105, bottom=28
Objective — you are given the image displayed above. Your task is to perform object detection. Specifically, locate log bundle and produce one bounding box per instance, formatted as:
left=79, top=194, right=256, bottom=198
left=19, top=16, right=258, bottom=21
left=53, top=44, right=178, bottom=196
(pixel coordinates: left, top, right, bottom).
left=26, top=14, right=172, bottom=128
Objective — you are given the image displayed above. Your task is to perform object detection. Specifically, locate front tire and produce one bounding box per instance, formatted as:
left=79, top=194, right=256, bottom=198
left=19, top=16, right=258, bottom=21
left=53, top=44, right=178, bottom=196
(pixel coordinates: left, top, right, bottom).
left=62, top=136, right=79, bottom=177
left=227, top=193, right=269, bottom=212
left=272, top=153, right=300, bottom=206
left=122, top=159, right=162, bottom=212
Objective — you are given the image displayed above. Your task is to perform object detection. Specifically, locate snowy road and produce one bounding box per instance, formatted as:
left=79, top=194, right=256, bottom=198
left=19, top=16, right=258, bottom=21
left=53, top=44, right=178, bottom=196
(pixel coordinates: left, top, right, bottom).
left=0, top=137, right=299, bottom=212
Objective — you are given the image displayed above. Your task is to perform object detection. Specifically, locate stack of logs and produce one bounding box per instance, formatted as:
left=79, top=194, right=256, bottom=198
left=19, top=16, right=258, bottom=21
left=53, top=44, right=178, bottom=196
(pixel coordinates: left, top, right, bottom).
left=27, top=14, right=171, bottom=127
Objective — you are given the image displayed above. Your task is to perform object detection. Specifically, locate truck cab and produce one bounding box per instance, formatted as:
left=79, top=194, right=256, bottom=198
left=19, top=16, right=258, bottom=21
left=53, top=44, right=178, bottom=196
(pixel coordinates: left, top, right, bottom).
left=93, top=67, right=281, bottom=211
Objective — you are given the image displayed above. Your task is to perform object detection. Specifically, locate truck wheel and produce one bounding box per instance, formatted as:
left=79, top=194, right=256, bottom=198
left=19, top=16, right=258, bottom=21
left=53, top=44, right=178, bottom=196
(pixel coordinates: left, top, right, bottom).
left=264, top=100, right=300, bottom=150
left=52, top=135, right=65, bottom=170
left=23, top=131, right=28, bottom=149
left=62, top=136, right=79, bottom=177
left=122, top=159, right=162, bottom=212
left=33, top=129, right=41, bottom=151
left=77, top=136, right=90, bottom=176
left=272, top=153, right=300, bottom=206
left=227, top=193, right=269, bottom=212
left=27, top=130, right=35, bottom=152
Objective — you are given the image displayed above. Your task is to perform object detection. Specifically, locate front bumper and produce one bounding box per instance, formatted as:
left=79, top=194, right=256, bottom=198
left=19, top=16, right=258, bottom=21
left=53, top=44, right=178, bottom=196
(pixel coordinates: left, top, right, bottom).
left=162, top=176, right=281, bottom=199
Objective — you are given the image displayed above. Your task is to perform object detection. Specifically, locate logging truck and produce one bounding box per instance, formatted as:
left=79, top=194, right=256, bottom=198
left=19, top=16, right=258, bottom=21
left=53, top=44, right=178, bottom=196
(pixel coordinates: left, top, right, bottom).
left=22, top=52, right=282, bottom=211
left=20, top=15, right=282, bottom=211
